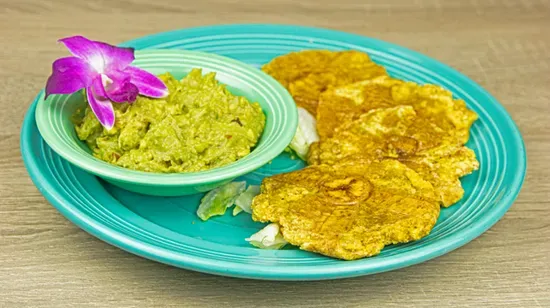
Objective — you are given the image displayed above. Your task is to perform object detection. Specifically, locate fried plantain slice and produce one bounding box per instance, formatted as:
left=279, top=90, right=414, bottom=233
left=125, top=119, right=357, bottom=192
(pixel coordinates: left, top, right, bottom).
left=262, top=50, right=388, bottom=115
left=316, top=76, right=478, bottom=140
left=251, top=161, right=440, bottom=260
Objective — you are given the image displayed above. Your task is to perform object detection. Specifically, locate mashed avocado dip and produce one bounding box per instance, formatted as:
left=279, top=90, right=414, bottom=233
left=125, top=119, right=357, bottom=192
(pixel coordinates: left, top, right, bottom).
left=75, top=69, right=266, bottom=173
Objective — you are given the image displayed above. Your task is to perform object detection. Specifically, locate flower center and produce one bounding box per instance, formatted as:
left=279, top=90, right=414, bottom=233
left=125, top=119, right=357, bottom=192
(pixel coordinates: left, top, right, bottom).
left=101, top=74, right=113, bottom=88
left=89, top=54, right=105, bottom=73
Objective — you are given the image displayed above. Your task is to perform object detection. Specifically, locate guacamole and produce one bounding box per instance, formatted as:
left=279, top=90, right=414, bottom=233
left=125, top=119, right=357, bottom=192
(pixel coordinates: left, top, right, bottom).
left=75, top=69, right=266, bottom=173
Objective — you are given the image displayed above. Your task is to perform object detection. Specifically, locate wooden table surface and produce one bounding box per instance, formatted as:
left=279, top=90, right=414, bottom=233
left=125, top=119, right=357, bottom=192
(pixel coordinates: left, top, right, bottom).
left=1, top=0, right=549, bottom=307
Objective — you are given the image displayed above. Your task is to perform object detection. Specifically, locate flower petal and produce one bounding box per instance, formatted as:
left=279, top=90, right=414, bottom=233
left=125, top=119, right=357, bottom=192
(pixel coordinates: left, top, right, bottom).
left=103, top=71, right=139, bottom=103
left=87, top=77, right=115, bottom=130
left=45, top=57, right=96, bottom=98
left=125, top=66, right=169, bottom=98
left=96, top=42, right=135, bottom=72
left=106, top=80, right=139, bottom=103
left=59, top=36, right=134, bottom=72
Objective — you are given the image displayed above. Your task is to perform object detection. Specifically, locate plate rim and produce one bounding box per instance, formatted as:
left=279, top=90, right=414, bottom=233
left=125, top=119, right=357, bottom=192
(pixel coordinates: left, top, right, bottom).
left=21, top=23, right=527, bottom=281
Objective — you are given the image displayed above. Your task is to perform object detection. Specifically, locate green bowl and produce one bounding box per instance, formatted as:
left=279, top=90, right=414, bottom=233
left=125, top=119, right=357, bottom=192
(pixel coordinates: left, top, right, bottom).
left=35, top=49, right=297, bottom=196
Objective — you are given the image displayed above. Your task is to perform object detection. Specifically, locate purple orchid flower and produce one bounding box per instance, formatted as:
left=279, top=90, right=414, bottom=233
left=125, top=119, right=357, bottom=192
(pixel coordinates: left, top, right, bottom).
left=45, top=36, right=168, bottom=130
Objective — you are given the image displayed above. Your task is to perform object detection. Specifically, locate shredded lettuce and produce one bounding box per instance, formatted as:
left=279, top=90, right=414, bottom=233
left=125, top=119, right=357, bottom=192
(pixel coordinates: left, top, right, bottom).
left=289, top=107, right=319, bottom=160
left=196, top=181, right=246, bottom=221
left=246, top=223, right=288, bottom=249
left=232, top=206, right=244, bottom=216
left=233, top=185, right=260, bottom=215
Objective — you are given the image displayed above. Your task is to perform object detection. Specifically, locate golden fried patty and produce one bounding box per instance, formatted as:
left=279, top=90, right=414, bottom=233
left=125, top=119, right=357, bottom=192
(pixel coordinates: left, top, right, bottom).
left=316, top=76, right=478, bottom=140
left=308, top=106, right=479, bottom=206
left=262, top=50, right=388, bottom=115
left=251, top=161, right=440, bottom=260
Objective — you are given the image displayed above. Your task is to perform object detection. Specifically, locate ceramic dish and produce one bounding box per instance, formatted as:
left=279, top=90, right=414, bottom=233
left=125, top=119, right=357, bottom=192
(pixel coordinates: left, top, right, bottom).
left=21, top=24, right=526, bottom=280
left=34, top=49, right=297, bottom=196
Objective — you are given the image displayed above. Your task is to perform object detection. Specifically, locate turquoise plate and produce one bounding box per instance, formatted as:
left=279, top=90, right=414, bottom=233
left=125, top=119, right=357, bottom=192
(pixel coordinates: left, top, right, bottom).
left=21, top=24, right=526, bottom=280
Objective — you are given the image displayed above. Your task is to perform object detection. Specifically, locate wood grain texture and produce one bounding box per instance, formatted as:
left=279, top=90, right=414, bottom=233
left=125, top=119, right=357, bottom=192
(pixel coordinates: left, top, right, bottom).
left=1, top=0, right=549, bottom=307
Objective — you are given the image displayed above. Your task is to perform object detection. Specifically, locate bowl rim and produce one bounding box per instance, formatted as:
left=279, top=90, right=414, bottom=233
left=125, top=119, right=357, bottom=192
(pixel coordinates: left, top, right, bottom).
left=35, top=49, right=298, bottom=186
